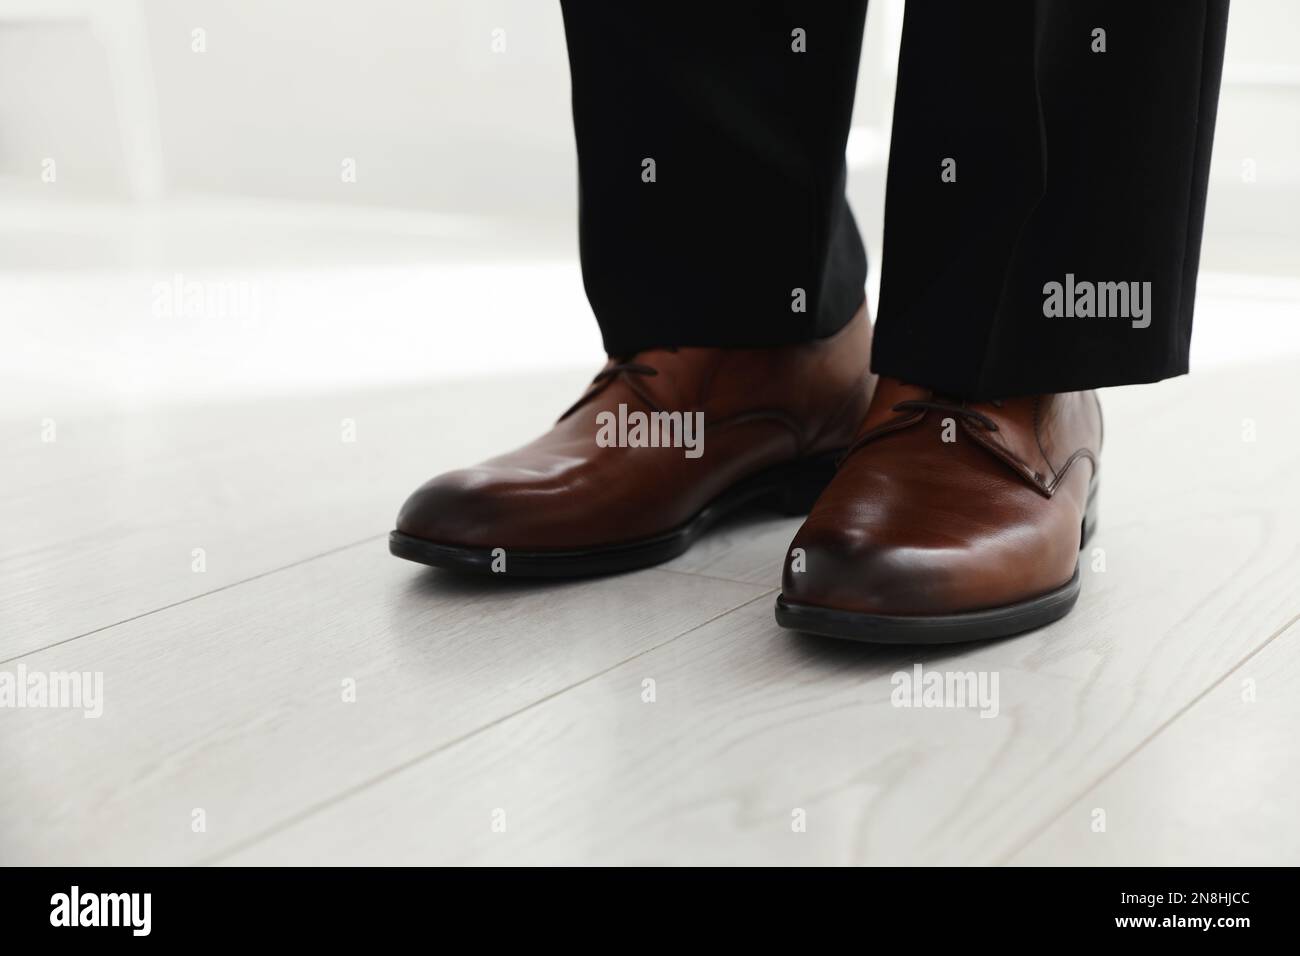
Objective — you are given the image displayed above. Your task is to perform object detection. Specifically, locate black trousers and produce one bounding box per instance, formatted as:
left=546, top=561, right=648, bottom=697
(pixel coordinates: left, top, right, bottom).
left=559, top=0, right=1229, bottom=399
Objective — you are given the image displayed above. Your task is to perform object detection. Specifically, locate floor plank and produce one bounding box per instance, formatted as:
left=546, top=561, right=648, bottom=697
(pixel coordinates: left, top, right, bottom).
left=4, top=356, right=1298, bottom=865
left=222, top=360, right=1300, bottom=865
left=1009, top=620, right=1300, bottom=866
left=0, top=546, right=764, bottom=865
left=0, top=372, right=584, bottom=658
left=223, top=596, right=1167, bottom=865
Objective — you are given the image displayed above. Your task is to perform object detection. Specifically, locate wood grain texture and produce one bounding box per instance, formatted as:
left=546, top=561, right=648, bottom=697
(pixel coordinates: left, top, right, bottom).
left=0, top=372, right=584, bottom=658
left=1009, top=621, right=1300, bottom=866
left=661, top=512, right=805, bottom=586
left=223, top=595, right=1172, bottom=866
left=224, top=361, right=1300, bottom=865
left=0, top=546, right=764, bottom=864
left=3, top=358, right=1298, bottom=865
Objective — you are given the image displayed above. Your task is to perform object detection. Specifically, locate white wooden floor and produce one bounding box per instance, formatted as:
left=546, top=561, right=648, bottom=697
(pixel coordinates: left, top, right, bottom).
left=2, top=358, right=1299, bottom=866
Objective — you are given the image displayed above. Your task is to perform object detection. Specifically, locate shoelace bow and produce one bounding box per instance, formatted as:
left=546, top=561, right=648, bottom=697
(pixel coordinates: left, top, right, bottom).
left=560, top=348, right=678, bottom=420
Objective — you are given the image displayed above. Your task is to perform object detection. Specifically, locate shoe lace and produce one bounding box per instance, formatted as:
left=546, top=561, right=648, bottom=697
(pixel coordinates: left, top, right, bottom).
left=559, top=348, right=678, bottom=420
left=836, top=396, right=1004, bottom=466
left=590, top=360, right=660, bottom=386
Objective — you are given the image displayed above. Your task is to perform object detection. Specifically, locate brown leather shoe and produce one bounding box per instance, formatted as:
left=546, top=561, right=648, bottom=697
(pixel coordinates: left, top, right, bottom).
left=776, top=377, right=1101, bottom=643
left=390, top=302, right=875, bottom=576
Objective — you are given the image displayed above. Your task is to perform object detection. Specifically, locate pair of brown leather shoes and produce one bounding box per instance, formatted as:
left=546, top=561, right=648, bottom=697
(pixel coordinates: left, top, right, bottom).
left=391, top=303, right=1101, bottom=643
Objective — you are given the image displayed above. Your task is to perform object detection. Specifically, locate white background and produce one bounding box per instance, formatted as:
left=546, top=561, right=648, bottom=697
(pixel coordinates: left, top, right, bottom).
left=1, top=0, right=1298, bottom=414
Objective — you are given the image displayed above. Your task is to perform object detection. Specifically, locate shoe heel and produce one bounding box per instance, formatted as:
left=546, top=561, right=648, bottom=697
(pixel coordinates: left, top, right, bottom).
left=772, top=451, right=841, bottom=516
left=1080, top=484, right=1099, bottom=549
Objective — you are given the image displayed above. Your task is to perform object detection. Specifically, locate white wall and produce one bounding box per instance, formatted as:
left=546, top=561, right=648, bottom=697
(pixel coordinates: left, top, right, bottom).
left=0, top=0, right=1296, bottom=262
left=0, top=1, right=1297, bottom=413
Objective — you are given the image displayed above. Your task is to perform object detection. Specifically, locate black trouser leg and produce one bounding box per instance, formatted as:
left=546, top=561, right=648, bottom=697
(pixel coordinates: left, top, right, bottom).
left=558, top=1, right=870, bottom=356
left=873, top=0, right=1230, bottom=398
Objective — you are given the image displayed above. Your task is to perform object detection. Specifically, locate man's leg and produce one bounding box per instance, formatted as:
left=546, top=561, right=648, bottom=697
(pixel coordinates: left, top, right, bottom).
left=779, top=0, right=1229, bottom=643
left=559, top=1, right=870, bottom=354
left=392, top=2, right=880, bottom=576
left=873, top=0, right=1229, bottom=398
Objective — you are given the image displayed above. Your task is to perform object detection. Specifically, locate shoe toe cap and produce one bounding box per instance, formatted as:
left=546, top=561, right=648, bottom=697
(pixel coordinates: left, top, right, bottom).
left=782, top=524, right=962, bottom=616
left=395, top=468, right=510, bottom=547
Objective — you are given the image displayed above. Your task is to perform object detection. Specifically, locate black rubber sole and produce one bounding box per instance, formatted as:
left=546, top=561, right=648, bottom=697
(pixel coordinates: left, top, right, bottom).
left=389, top=451, right=842, bottom=578
left=774, top=484, right=1100, bottom=645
